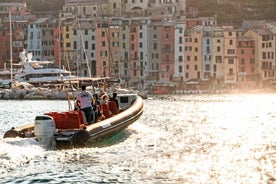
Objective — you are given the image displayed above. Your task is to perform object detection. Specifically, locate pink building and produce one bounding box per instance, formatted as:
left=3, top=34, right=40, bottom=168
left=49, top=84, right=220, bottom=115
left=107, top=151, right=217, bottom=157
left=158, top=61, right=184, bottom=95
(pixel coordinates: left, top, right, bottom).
left=160, top=22, right=175, bottom=83
left=129, top=23, right=140, bottom=81
left=237, top=37, right=257, bottom=88
left=95, top=21, right=110, bottom=77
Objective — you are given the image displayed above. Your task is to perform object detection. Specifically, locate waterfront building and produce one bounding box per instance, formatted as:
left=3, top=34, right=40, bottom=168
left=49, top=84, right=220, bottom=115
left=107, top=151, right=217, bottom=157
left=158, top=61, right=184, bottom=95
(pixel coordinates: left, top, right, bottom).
left=184, top=28, right=193, bottom=82
left=95, top=19, right=110, bottom=78
left=137, top=18, right=150, bottom=89
left=41, top=18, right=57, bottom=62
left=160, top=20, right=175, bottom=83
left=223, top=26, right=238, bottom=85
left=236, top=36, right=257, bottom=89
left=59, top=18, right=74, bottom=72
left=244, top=29, right=275, bottom=87
left=1, top=0, right=275, bottom=92
left=120, top=18, right=131, bottom=82
left=27, top=17, right=58, bottom=63
left=202, top=26, right=213, bottom=80
left=212, top=27, right=225, bottom=86
left=190, top=25, right=203, bottom=81
left=173, top=20, right=186, bottom=83
left=147, top=18, right=162, bottom=82
left=129, top=19, right=140, bottom=85
left=0, top=2, right=32, bottom=69
left=108, top=18, right=121, bottom=79
left=72, top=17, right=97, bottom=77
left=0, top=14, right=33, bottom=69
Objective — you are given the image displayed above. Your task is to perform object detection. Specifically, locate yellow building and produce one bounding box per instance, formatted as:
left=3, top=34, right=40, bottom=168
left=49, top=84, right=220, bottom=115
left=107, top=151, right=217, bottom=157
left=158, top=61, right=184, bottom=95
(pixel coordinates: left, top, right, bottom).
left=190, top=25, right=203, bottom=80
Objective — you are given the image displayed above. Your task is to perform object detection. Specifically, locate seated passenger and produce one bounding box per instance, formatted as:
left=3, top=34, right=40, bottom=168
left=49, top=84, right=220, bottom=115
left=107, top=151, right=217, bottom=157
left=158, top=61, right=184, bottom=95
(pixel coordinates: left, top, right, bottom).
left=109, top=92, right=119, bottom=109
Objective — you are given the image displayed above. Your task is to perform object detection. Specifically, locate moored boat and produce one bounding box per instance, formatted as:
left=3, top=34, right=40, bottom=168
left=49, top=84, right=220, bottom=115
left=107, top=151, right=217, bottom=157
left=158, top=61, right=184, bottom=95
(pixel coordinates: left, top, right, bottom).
left=3, top=93, right=144, bottom=149
left=14, top=50, right=87, bottom=86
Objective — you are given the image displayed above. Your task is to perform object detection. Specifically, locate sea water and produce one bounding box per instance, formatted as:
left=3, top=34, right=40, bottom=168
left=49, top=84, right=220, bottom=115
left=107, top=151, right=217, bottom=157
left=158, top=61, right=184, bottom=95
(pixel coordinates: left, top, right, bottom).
left=0, top=94, right=275, bottom=183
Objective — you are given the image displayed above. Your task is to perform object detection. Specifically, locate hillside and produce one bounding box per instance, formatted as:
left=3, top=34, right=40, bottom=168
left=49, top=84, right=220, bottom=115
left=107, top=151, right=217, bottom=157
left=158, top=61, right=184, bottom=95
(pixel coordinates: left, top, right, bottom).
left=187, top=0, right=276, bottom=26
left=1, top=0, right=276, bottom=26
left=0, top=0, right=64, bottom=11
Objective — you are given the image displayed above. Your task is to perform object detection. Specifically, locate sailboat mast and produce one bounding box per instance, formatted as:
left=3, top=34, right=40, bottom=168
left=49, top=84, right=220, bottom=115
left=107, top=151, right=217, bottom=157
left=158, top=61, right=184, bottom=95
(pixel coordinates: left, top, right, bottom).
left=9, top=8, right=13, bottom=83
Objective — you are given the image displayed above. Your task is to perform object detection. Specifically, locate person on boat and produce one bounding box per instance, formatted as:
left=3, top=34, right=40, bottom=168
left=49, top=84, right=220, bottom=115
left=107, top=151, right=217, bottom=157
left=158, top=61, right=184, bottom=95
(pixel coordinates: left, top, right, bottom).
left=99, top=94, right=112, bottom=117
left=109, top=92, right=119, bottom=109
left=74, top=99, right=81, bottom=111
left=92, top=94, right=100, bottom=119
left=76, top=85, right=95, bottom=124
left=100, top=94, right=109, bottom=104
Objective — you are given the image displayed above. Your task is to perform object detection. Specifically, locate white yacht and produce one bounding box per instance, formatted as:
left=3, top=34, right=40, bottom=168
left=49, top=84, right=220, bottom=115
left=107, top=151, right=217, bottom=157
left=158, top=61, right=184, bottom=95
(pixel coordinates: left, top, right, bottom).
left=15, top=50, right=77, bottom=85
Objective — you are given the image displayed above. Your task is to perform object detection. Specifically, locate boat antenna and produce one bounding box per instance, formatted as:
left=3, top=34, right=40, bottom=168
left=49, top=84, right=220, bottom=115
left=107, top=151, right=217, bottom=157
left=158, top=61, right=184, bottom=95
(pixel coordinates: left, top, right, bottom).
left=9, top=8, right=13, bottom=85
left=64, top=80, right=72, bottom=111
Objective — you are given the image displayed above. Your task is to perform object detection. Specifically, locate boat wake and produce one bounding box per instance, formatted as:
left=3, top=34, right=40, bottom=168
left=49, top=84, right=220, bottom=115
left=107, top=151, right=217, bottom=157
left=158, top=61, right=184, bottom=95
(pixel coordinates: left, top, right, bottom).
left=0, top=137, right=45, bottom=176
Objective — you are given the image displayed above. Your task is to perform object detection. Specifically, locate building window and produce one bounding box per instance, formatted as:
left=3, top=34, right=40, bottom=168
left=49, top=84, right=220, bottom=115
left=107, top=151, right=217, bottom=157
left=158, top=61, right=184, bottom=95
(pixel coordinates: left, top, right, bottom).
left=241, top=58, right=245, bottom=64
left=205, top=64, right=210, bottom=71
left=85, top=41, right=88, bottom=49
left=178, top=56, right=183, bottom=62
left=229, top=68, right=233, bottom=75
left=179, top=66, right=182, bottom=73
left=153, top=43, right=157, bottom=50
left=228, top=58, right=234, bottom=64
left=66, top=42, right=71, bottom=48
left=227, top=49, right=235, bottom=55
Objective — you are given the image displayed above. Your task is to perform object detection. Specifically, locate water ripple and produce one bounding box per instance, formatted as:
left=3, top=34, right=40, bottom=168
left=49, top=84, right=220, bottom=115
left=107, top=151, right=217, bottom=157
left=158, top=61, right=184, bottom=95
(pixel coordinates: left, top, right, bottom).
left=0, top=94, right=275, bottom=183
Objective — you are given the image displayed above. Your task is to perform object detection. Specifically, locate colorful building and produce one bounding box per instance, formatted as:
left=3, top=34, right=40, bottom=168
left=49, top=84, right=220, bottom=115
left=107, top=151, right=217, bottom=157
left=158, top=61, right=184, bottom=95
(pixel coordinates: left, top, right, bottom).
left=236, top=36, right=257, bottom=88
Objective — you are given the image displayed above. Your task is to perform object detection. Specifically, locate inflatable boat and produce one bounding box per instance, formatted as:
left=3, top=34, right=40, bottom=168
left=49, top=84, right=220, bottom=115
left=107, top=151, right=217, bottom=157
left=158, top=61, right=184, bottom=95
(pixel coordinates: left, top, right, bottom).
left=3, top=94, right=144, bottom=149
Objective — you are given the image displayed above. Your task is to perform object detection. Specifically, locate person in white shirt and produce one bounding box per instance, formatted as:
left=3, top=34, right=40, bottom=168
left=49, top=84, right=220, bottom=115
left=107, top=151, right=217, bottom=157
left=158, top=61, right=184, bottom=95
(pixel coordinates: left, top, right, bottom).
left=76, top=85, right=94, bottom=124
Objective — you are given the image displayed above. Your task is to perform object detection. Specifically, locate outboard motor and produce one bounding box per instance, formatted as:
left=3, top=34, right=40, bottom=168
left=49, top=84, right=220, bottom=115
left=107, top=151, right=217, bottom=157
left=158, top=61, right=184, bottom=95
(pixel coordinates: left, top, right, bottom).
left=34, top=115, right=56, bottom=149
